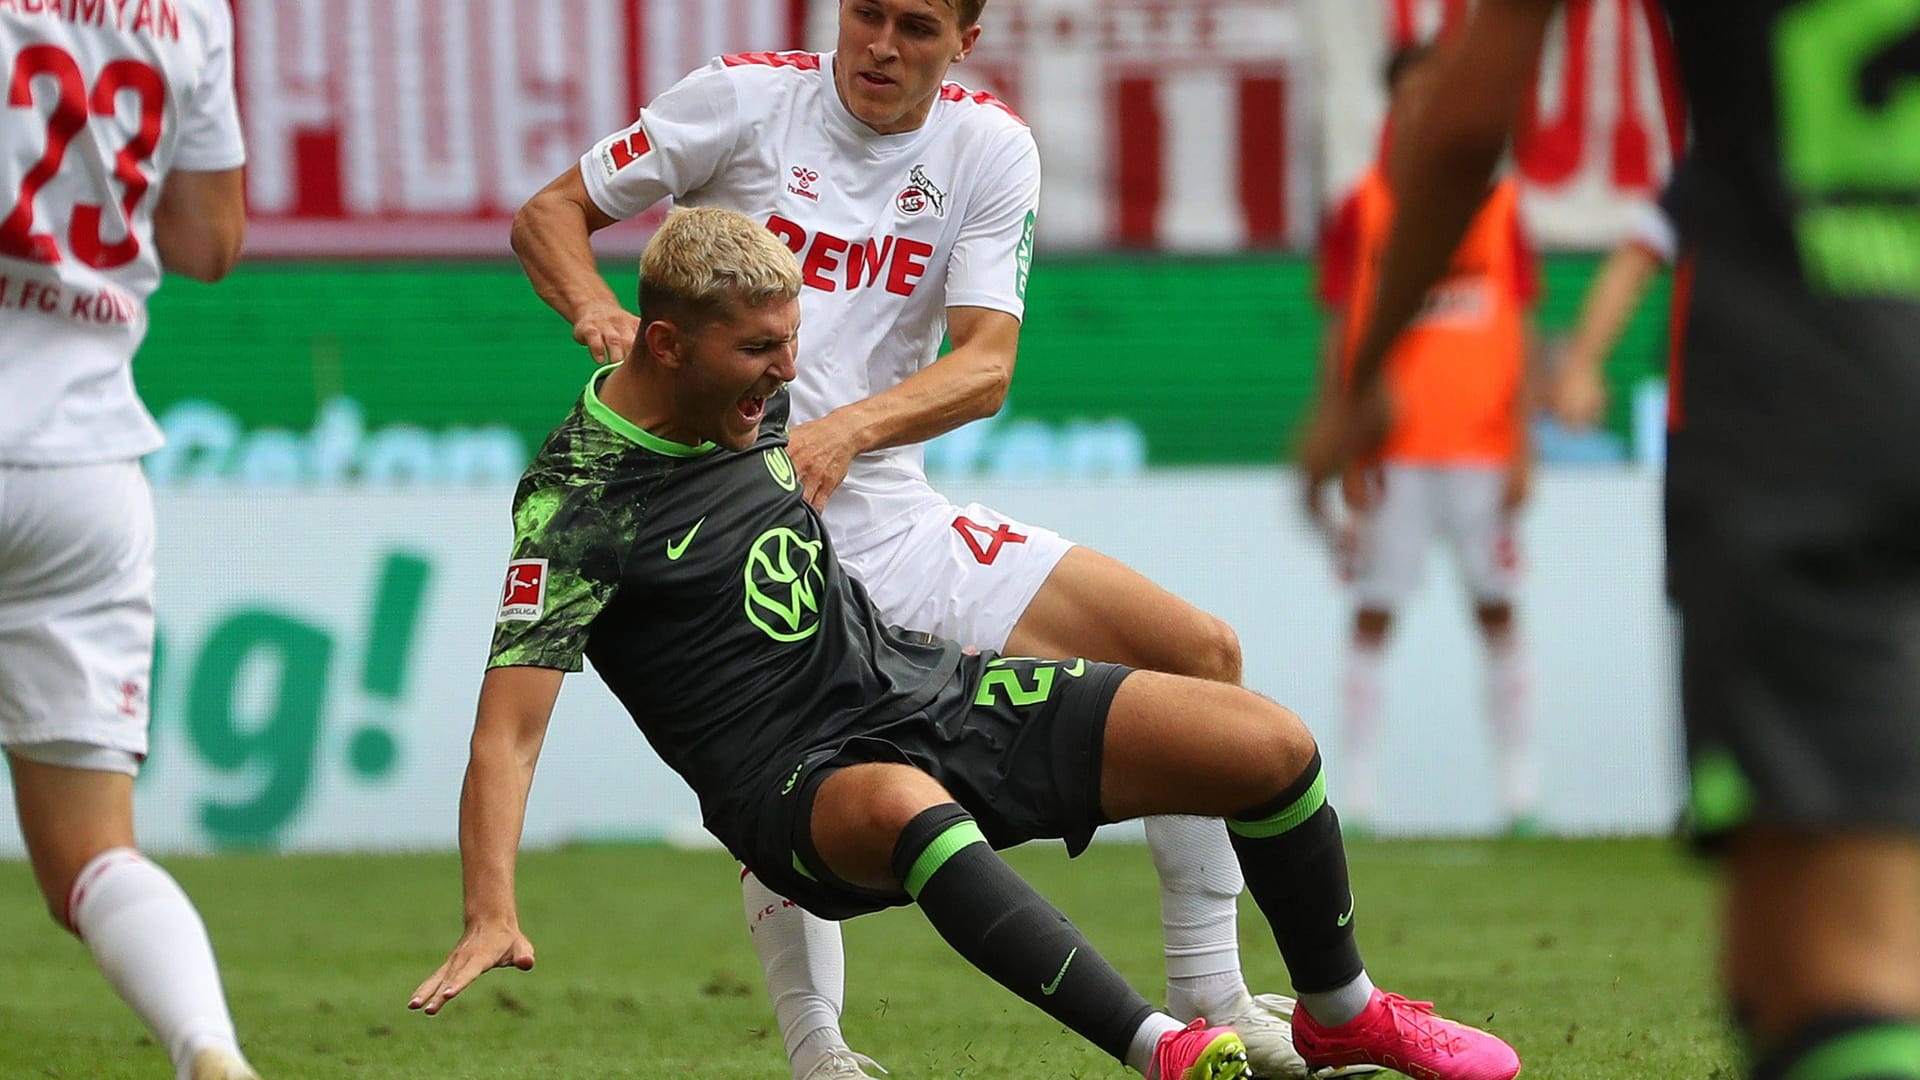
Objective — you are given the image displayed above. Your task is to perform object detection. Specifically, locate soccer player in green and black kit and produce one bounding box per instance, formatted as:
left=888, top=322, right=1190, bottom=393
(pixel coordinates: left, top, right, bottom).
left=1302, top=4, right=1920, bottom=1080
left=408, top=206, right=1519, bottom=1080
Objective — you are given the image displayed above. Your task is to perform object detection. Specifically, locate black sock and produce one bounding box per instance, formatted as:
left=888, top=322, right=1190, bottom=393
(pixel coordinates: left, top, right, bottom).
left=1750, top=1014, right=1920, bottom=1080
left=892, top=804, right=1157, bottom=1061
left=1226, top=751, right=1365, bottom=993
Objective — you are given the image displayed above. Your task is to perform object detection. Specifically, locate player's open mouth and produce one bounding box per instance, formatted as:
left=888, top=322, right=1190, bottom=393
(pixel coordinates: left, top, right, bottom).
left=737, top=394, right=766, bottom=426
left=858, top=71, right=894, bottom=88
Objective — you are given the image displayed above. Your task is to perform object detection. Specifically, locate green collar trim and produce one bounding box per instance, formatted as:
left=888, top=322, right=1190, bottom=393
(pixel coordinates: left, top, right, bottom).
left=584, top=365, right=715, bottom=458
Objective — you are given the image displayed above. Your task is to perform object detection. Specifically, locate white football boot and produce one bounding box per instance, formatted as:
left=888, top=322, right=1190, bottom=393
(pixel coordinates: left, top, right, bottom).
left=1213, top=993, right=1382, bottom=1079
left=188, top=1046, right=261, bottom=1080
left=797, top=1047, right=888, bottom=1079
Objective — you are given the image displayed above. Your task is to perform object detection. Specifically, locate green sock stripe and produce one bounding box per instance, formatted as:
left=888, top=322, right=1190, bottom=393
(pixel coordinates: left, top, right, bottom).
left=902, top=820, right=987, bottom=899
left=1228, top=769, right=1327, bottom=839
left=1784, top=1024, right=1920, bottom=1080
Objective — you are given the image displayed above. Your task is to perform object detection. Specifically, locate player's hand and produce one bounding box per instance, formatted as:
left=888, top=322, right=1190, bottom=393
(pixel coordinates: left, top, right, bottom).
left=408, top=922, right=536, bottom=1016
left=1548, top=361, right=1607, bottom=430
left=1301, top=385, right=1393, bottom=526
left=1502, top=456, right=1533, bottom=513
left=787, top=415, right=862, bottom=512
left=572, top=302, right=640, bottom=367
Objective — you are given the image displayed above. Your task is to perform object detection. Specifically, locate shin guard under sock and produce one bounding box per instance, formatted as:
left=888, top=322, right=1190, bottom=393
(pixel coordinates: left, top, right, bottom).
left=1225, top=752, right=1365, bottom=994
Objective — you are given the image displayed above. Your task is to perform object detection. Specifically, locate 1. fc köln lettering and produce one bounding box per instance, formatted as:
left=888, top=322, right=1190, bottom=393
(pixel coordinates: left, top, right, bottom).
left=764, top=214, right=933, bottom=297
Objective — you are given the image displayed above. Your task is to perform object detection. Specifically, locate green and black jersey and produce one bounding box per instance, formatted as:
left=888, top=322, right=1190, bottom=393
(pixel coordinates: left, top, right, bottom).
left=490, top=367, right=962, bottom=838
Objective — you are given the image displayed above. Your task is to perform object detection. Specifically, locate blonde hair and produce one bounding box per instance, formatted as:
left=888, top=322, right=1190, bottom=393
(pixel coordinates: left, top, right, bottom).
left=638, top=206, right=802, bottom=329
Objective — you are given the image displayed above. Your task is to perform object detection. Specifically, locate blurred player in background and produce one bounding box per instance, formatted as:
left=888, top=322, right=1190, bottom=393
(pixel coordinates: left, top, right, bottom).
left=1546, top=199, right=1675, bottom=431
left=510, top=1, right=1325, bottom=1077
left=0, top=2, right=255, bottom=1078
left=1302, top=2, right=1920, bottom=1078
left=1309, top=43, right=1542, bottom=835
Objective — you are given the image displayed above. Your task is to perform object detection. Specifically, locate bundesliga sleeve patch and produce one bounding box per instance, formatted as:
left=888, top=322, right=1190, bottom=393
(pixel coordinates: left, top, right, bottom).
left=498, top=558, right=549, bottom=622
left=600, top=124, right=653, bottom=177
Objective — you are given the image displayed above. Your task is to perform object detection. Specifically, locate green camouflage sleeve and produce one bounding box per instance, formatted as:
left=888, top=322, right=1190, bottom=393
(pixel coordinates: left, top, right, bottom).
left=487, top=481, right=624, bottom=672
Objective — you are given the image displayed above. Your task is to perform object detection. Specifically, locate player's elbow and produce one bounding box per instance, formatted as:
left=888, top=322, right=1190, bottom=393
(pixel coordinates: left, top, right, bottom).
left=974, top=358, right=1014, bottom=416
left=189, top=225, right=244, bottom=283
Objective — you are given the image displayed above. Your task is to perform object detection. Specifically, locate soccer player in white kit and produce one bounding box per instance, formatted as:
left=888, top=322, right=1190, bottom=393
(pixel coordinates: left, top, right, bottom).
left=0, top=2, right=257, bottom=1078
left=510, top=3, right=1336, bottom=1078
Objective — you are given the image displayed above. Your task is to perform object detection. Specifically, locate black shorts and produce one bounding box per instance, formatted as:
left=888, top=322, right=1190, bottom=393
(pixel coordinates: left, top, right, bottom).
left=1669, top=481, right=1920, bottom=845
left=733, top=653, right=1132, bottom=920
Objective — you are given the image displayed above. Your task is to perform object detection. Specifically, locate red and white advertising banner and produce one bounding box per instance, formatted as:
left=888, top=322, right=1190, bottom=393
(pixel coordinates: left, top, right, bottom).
left=807, top=0, right=1317, bottom=251
left=239, top=0, right=804, bottom=256
left=1313, top=0, right=1685, bottom=248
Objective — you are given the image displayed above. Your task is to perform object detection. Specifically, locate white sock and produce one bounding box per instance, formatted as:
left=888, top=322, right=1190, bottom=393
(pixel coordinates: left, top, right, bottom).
left=1299, top=970, right=1376, bottom=1029
left=1145, top=814, right=1248, bottom=1022
left=1485, top=629, right=1536, bottom=820
left=66, top=848, right=242, bottom=1080
left=1125, top=1011, right=1188, bottom=1078
left=1342, top=640, right=1387, bottom=822
left=742, top=869, right=848, bottom=1078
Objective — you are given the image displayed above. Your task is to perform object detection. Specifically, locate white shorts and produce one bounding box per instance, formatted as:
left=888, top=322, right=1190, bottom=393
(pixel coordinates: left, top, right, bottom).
left=0, top=461, right=155, bottom=763
left=839, top=500, right=1075, bottom=652
left=1340, top=463, right=1521, bottom=609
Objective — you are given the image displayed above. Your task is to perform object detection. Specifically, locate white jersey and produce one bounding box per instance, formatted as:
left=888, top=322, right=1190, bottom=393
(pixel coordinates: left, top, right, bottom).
left=581, top=51, right=1040, bottom=554
left=0, top=0, right=245, bottom=465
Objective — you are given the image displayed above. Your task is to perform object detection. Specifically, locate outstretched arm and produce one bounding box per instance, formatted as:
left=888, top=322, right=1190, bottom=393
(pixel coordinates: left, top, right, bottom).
left=410, top=664, right=565, bottom=1015
left=787, top=305, right=1020, bottom=510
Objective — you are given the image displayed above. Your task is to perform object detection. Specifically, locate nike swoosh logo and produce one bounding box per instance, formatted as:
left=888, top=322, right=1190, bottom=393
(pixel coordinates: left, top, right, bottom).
left=1041, top=947, right=1076, bottom=995
left=1336, top=895, right=1355, bottom=928
left=666, top=517, right=706, bottom=561
left=1062, top=659, right=1086, bottom=677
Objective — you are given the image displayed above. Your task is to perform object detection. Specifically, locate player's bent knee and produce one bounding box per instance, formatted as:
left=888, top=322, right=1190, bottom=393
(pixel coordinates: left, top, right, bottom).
left=1157, top=614, right=1241, bottom=684
left=812, top=765, right=952, bottom=890
left=1195, top=616, right=1244, bottom=684
left=1237, top=700, right=1319, bottom=802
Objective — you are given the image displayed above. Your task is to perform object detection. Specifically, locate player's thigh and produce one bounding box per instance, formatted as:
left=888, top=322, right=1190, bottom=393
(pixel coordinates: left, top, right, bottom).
left=1438, top=465, right=1521, bottom=606
left=1343, top=464, right=1436, bottom=611
left=0, top=464, right=155, bottom=758
left=1098, top=669, right=1317, bottom=822
left=849, top=501, right=1072, bottom=652
left=1672, top=487, right=1920, bottom=842
left=1006, top=546, right=1242, bottom=684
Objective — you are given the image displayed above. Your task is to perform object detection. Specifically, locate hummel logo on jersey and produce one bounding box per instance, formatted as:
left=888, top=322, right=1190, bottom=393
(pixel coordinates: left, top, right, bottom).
left=666, top=517, right=705, bottom=560
left=498, top=558, right=549, bottom=622
left=787, top=165, right=821, bottom=202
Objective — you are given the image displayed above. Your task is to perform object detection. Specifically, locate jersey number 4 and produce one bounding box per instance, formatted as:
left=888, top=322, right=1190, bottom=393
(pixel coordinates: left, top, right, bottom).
left=953, top=516, right=1028, bottom=566
left=2, top=45, right=163, bottom=269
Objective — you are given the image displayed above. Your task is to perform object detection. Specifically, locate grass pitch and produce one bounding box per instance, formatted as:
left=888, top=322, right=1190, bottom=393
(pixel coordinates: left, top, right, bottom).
left=0, top=838, right=1735, bottom=1079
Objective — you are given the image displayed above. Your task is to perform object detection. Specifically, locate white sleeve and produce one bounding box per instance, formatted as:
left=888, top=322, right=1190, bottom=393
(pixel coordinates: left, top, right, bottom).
left=1627, top=200, right=1677, bottom=265
left=172, top=0, right=246, bottom=171
left=579, top=62, right=742, bottom=222
left=944, top=130, right=1041, bottom=320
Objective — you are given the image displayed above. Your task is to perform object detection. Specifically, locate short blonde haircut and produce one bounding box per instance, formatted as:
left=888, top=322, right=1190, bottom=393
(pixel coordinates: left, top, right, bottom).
left=638, top=206, right=802, bottom=329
